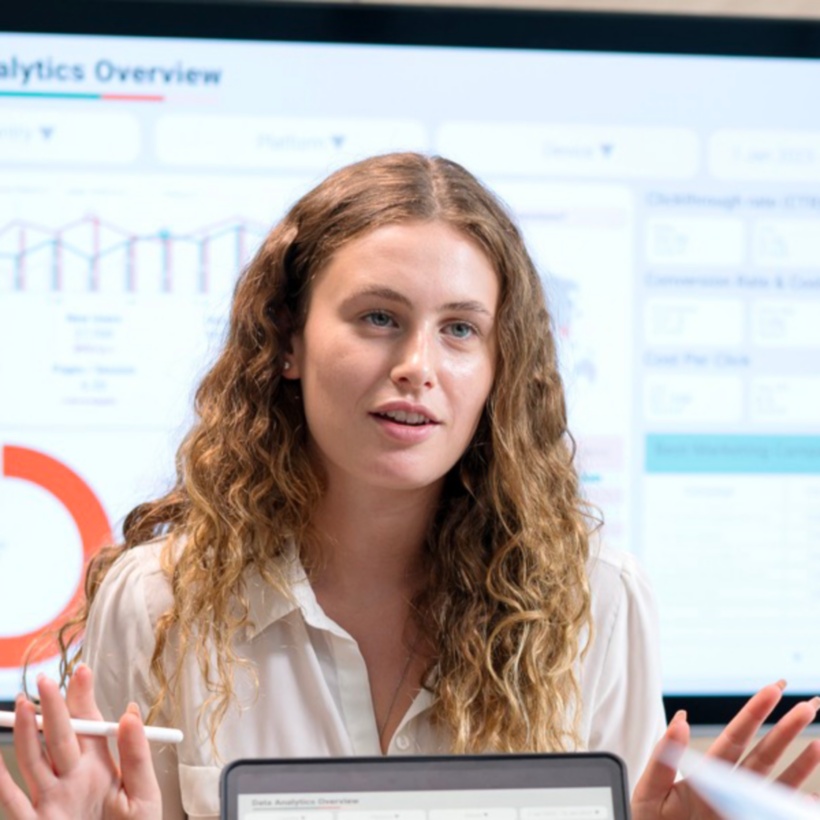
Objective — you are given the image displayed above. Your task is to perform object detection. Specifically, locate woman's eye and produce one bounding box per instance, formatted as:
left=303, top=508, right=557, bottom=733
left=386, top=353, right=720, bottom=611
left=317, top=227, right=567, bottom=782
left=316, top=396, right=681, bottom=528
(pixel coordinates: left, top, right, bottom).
left=447, top=321, right=476, bottom=339
left=364, top=311, right=395, bottom=328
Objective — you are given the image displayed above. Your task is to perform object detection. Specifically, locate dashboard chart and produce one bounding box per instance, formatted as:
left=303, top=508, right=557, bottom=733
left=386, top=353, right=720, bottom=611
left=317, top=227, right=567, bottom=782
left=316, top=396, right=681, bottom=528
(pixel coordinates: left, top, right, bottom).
left=1, top=13, right=819, bottom=709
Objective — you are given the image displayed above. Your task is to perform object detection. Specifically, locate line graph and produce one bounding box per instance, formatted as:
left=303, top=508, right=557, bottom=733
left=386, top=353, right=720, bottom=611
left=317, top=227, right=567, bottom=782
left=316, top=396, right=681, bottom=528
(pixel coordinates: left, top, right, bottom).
left=0, top=214, right=269, bottom=294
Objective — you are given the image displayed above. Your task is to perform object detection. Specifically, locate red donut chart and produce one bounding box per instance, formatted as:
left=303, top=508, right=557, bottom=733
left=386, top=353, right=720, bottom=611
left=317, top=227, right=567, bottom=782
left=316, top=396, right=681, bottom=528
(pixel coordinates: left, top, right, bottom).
left=0, top=445, right=112, bottom=668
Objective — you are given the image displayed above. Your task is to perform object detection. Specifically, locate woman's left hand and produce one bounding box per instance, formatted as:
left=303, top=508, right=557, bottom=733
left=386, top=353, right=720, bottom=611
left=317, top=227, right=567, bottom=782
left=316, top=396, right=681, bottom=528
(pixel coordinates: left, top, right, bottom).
left=0, top=665, right=162, bottom=820
left=631, top=681, right=820, bottom=820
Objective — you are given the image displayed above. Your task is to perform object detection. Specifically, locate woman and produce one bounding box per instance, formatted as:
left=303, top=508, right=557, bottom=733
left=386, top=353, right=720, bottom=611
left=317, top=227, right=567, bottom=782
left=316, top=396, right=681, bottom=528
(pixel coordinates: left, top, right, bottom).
left=2, top=153, right=818, bottom=820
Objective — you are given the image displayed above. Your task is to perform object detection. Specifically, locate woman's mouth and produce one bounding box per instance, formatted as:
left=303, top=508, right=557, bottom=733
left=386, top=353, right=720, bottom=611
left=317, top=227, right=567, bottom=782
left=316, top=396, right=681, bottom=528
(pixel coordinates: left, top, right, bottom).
left=373, top=409, right=434, bottom=426
left=370, top=408, right=441, bottom=442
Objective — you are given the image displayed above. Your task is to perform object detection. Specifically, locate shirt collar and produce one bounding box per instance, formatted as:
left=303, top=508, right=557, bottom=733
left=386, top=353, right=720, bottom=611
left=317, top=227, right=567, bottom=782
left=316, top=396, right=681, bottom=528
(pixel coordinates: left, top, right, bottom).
left=243, top=545, right=351, bottom=641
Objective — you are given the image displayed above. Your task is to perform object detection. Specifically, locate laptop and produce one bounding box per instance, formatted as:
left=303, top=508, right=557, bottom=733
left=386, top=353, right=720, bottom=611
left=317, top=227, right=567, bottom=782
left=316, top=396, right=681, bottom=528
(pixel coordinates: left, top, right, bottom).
left=221, top=753, right=631, bottom=820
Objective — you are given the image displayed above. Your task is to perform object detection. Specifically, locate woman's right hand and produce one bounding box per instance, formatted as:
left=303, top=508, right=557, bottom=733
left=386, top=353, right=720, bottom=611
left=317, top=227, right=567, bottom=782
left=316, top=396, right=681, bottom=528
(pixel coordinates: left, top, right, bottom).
left=632, top=681, right=820, bottom=820
left=0, top=664, right=162, bottom=820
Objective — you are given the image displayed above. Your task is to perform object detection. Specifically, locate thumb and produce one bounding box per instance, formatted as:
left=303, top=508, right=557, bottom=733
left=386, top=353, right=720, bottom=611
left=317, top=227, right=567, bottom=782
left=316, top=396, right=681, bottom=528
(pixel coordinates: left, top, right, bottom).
left=117, top=704, right=162, bottom=807
left=633, top=710, right=690, bottom=807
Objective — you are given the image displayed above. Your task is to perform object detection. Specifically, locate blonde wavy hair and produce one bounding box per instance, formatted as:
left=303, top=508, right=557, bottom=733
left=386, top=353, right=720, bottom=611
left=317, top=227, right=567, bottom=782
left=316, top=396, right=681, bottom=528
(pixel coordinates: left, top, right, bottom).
left=56, top=152, right=594, bottom=754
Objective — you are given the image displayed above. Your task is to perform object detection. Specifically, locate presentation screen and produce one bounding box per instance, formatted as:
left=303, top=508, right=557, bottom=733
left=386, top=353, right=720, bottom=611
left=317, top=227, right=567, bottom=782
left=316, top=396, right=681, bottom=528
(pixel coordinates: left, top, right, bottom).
left=1, top=1, right=819, bottom=722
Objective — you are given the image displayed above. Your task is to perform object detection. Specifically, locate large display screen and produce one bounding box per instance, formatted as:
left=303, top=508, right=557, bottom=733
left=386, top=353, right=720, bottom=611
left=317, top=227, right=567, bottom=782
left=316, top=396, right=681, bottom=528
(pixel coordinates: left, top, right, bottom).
left=1, top=1, right=819, bottom=721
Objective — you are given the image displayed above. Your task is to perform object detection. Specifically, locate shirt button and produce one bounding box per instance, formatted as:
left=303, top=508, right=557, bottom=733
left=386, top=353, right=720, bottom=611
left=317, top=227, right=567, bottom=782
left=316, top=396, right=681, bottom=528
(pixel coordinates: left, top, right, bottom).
left=395, top=733, right=411, bottom=751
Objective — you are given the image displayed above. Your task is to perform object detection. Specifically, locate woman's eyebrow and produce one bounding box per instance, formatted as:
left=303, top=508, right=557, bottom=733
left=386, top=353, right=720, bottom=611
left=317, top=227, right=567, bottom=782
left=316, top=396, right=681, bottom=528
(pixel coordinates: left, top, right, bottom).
left=343, top=287, right=493, bottom=317
left=441, top=300, right=494, bottom=317
left=342, top=285, right=411, bottom=308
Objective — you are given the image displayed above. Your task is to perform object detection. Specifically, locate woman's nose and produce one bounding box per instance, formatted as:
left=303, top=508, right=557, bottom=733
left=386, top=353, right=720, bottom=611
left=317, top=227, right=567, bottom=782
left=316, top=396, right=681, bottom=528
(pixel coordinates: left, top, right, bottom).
left=390, top=331, right=435, bottom=389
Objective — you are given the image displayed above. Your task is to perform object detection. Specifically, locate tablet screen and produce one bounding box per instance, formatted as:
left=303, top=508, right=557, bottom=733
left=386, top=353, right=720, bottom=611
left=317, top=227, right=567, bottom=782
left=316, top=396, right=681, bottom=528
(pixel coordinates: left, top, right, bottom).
left=221, top=755, right=629, bottom=820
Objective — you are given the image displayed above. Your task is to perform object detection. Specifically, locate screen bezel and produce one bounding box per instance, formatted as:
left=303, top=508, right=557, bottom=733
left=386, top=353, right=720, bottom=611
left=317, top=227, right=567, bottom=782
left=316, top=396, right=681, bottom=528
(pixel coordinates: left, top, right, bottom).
left=1, top=0, right=819, bottom=727
left=2, top=0, right=820, bottom=56
left=220, top=753, right=631, bottom=820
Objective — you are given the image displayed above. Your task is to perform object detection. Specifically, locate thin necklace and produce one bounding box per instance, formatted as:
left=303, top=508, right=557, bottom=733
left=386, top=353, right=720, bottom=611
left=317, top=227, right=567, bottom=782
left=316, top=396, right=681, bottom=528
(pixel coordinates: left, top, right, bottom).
left=377, top=631, right=421, bottom=745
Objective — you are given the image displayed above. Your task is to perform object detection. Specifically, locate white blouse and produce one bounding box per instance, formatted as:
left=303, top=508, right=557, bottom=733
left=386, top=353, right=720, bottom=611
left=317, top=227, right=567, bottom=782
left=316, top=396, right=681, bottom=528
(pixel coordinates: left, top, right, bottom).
left=83, top=539, right=666, bottom=820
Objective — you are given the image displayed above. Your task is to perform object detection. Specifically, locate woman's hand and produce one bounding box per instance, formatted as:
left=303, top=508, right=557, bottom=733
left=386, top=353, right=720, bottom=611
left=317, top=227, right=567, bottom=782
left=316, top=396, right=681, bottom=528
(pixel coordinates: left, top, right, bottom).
left=0, top=664, right=162, bottom=820
left=631, top=681, right=820, bottom=820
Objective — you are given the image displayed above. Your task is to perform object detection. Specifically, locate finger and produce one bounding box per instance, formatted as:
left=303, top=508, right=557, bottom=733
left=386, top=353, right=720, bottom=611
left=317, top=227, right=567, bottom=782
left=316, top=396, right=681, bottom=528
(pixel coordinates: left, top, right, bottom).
left=118, top=703, right=162, bottom=807
left=706, top=681, right=785, bottom=764
left=631, top=709, right=690, bottom=807
left=65, top=664, right=104, bottom=722
left=776, top=738, right=820, bottom=789
left=0, top=744, right=35, bottom=820
left=12, top=695, right=54, bottom=800
left=66, top=663, right=114, bottom=764
left=741, top=698, right=820, bottom=777
left=37, top=674, right=81, bottom=777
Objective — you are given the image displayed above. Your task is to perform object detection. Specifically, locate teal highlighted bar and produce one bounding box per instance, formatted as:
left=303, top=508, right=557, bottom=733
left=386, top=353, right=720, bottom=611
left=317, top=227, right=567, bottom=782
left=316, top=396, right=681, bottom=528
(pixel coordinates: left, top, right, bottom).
left=0, top=90, right=101, bottom=99
left=646, top=434, right=820, bottom=474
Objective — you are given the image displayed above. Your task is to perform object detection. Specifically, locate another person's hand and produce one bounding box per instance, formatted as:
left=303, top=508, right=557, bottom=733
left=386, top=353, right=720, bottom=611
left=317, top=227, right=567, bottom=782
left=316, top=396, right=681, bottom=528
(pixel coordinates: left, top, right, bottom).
left=0, top=664, right=162, bottom=820
left=631, top=680, right=820, bottom=820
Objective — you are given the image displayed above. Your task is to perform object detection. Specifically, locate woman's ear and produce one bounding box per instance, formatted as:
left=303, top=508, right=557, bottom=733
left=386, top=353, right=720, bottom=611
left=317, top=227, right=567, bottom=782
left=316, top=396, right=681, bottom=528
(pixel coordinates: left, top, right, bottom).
left=282, top=335, right=303, bottom=380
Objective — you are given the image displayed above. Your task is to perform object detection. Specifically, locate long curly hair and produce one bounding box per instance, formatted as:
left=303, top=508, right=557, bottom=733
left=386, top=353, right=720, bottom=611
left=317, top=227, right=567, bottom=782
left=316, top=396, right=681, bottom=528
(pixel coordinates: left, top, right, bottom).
left=56, top=152, right=594, bottom=754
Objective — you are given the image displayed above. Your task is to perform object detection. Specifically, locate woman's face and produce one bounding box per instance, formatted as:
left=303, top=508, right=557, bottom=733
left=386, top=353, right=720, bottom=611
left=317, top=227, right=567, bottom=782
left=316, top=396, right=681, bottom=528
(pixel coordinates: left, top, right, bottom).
left=286, top=220, right=499, bottom=496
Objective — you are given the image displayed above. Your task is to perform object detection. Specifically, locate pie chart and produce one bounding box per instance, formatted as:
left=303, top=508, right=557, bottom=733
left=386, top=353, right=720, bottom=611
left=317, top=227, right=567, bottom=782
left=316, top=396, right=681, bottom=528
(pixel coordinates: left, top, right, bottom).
left=0, top=445, right=111, bottom=668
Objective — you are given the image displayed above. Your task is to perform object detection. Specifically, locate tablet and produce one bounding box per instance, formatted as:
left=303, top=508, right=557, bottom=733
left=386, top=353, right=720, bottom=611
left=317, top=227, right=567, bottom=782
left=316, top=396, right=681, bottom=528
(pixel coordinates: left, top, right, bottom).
left=221, top=753, right=631, bottom=820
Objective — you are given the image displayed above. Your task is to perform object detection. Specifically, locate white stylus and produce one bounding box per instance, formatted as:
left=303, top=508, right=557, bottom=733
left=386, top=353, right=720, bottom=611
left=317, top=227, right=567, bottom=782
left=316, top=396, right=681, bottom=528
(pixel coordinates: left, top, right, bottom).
left=0, top=710, right=183, bottom=744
